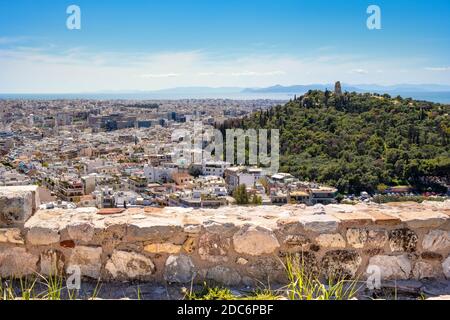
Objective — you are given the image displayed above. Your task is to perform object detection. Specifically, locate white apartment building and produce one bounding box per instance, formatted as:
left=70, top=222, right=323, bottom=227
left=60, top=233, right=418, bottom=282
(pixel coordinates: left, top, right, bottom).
left=144, top=163, right=178, bottom=183
left=202, top=161, right=230, bottom=177
left=224, top=166, right=265, bottom=190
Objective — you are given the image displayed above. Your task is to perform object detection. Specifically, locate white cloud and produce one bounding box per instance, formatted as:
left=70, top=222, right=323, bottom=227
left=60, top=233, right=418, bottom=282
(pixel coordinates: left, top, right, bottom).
left=0, top=36, right=29, bottom=45
left=0, top=44, right=449, bottom=93
left=349, top=68, right=369, bottom=74
left=197, top=70, right=286, bottom=77
left=140, top=73, right=181, bottom=78
left=230, top=70, right=286, bottom=77
left=425, top=67, right=450, bottom=72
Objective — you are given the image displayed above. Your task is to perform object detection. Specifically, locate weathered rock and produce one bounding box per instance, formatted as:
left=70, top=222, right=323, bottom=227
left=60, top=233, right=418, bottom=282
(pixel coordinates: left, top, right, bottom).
left=421, top=252, right=443, bottom=261
left=248, top=257, right=286, bottom=281
left=182, top=237, right=196, bottom=253
left=105, top=250, right=155, bottom=279
left=198, top=233, right=230, bottom=262
left=346, top=228, right=367, bottom=248
left=101, top=223, right=127, bottom=243
left=298, top=214, right=339, bottom=233
left=27, top=225, right=60, bottom=245
left=394, top=209, right=448, bottom=228
left=0, top=186, right=39, bottom=227
left=315, top=234, right=346, bottom=248
left=40, top=250, right=64, bottom=276
left=443, top=256, right=450, bottom=279
left=164, top=254, right=195, bottom=283
left=422, top=230, right=450, bottom=251
left=233, top=225, right=280, bottom=256
left=367, top=254, right=412, bottom=280
left=0, top=228, right=24, bottom=244
left=321, top=250, right=362, bottom=279
left=126, top=220, right=183, bottom=242
left=1, top=190, right=449, bottom=284
left=184, top=224, right=202, bottom=234
left=412, top=261, right=440, bottom=279
left=347, top=229, right=388, bottom=249
left=283, top=234, right=310, bottom=249
left=204, top=266, right=241, bottom=286
left=66, top=246, right=102, bottom=279
left=0, top=247, right=38, bottom=276
left=389, top=229, right=418, bottom=252
left=331, top=211, right=372, bottom=227
left=203, top=221, right=236, bottom=234
left=367, top=211, right=401, bottom=226
left=67, top=222, right=95, bottom=242
left=144, top=243, right=181, bottom=254
left=367, top=230, right=388, bottom=248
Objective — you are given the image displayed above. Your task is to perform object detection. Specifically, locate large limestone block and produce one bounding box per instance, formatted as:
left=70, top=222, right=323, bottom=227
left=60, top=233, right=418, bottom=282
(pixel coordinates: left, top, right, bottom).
left=0, top=247, right=39, bottom=276
left=67, top=222, right=95, bottom=242
left=66, top=246, right=102, bottom=279
left=422, top=230, right=450, bottom=251
left=367, top=254, right=412, bottom=280
left=367, top=211, right=401, bottom=226
left=164, top=254, right=195, bottom=283
left=0, top=186, right=40, bottom=227
left=330, top=211, right=372, bottom=227
left=26, top=224, right=61, bottom=246
left=126, top=219, right=183, bottom=242
left=394, top=210, right=448, bottom=229
left=105, top=250, right=155, bottom=279
left=232, top=225, right=280, bottom=256
left=298, top=214, right=340, bottom=233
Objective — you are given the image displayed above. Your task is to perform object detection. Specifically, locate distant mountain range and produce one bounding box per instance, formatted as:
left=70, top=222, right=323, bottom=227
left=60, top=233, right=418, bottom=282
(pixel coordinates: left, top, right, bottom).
left=241, top=83, right=450, bottom=94
left=86, top=83, right=450, bottom=95
left=2, top=84, right=450, bottom=103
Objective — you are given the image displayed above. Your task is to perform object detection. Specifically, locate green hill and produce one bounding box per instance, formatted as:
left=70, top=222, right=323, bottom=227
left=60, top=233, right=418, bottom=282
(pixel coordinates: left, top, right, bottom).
left=218, top=90, right=450, bottom=194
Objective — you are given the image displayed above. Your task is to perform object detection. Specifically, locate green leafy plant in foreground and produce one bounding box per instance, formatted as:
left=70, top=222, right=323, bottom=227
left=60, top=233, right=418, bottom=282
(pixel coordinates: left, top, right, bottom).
left=184, top=283, right=283, bottom=301
left=284, top=254, right=362, bottom=300
left=185, top=255, right=363, bottom=301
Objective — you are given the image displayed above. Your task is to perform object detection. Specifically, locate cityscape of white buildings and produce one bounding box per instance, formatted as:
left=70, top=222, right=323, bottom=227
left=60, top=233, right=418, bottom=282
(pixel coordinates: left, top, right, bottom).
left=0, top=98, right=338, bottom=209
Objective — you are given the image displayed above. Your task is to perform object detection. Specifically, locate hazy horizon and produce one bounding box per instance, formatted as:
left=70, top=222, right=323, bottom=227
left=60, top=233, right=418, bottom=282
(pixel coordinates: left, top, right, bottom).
left=1, top=0, right=450, bottom=93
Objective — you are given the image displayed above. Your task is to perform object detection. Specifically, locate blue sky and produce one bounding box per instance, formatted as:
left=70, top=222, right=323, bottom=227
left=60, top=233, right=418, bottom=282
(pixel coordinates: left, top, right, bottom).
left=1, top=0, right=450, bottom=93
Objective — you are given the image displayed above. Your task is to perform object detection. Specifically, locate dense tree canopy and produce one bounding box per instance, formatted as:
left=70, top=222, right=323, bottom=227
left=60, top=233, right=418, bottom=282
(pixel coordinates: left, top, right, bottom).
left=218, top=90, right=450, bottom=194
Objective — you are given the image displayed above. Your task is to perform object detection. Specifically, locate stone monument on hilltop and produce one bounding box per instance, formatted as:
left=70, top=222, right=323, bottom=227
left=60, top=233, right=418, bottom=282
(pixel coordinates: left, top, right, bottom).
left=334, top=81, right=342, bottom=95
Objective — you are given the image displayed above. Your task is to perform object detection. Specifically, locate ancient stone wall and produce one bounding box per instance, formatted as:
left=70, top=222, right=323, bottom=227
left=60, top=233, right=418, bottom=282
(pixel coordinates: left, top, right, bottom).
left=1, top=186, right=449, bottom=286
